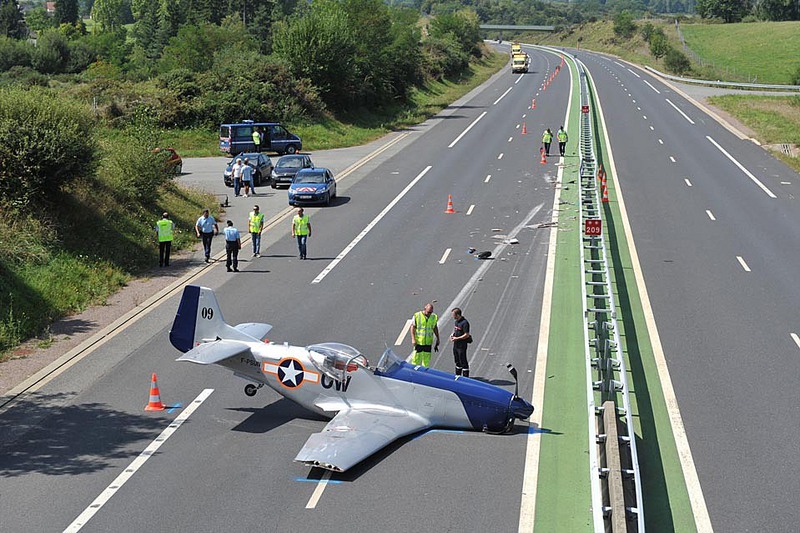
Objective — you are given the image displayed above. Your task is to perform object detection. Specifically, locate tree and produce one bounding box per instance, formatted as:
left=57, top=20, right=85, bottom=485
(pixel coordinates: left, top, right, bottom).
left=0, top=0, right=26, bottom=39
left=91, top=0, right=128, bottom=32
left=613, top=10, right=637, bottom=38
left=429, top=9, right=481, bottom=57
left=0, top=34, right=31, bottom=70
left=55, top=0, right=79, bottom=25
left=649, top=31, right=669, bottom=58
left=25, top=7, right=55, bottom=34
left=754, top=0, right=799, bottom=20
left=131, top=0, right=160, bottom=59
left=696, top=0, right=750, bottom=21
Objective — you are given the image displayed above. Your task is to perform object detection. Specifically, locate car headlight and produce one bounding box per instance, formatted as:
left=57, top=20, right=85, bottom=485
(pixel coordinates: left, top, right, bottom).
left=271, top=171, right=277, bottom=178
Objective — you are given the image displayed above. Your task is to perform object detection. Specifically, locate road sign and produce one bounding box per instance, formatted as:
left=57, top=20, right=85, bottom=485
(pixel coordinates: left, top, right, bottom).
left=584, top=219, right=602, bottom=236
left=581, top=105, right=589, bottom=114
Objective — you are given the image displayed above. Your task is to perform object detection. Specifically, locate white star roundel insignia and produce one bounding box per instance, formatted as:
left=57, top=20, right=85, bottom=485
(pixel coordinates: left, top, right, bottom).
left=278, top=358, right=304, bottom=388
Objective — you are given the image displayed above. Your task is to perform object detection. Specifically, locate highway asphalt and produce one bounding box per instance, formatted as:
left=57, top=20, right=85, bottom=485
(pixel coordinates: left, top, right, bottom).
left=579, top=51, right=800, bottom=532
left=0, top=48, right=571, bottom=532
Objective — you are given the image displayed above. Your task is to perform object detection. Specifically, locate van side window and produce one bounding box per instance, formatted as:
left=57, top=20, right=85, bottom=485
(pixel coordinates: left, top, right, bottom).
left=272, top=126, right=288, bottom=140
left=233, top=126, right=253, bottom=140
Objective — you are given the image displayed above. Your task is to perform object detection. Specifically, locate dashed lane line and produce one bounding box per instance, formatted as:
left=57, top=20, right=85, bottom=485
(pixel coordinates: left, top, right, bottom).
left=485, top=174, right=492, bottom=183
left=670, top=156, right=676, bottom=163
left=509, top=137, right=514, bottom=143
left=643, top=80, right=662, bottom=94
left=627, top=68, right=642, bottom=78
left=466, top=205, right=475, bottom=216
left=658, top=139, right=664, bottom=145
left=666, top=98, right=696, bottom=125
left=791, top=333, right=800, bottom=350
left=395, top=318, right=413, bottom=346
left=706, top=136, right=777, bottom=199
left=498, top=153, right=504, bottom=160
left=685, top=178, right=693, bottom=187
left=448, top=111, right=487, bottom=148
left=305, top=471, right=333, bottom=509
left=737, top=256, right=752, bottom=272
left=439, top=248, right=452, bottom=264
left=706, top=210, right=716, bottom=221
left=493, top=87, right=513, bottom=106
left=312, top=166, right=433, bottom=284
left=63, top=389, right=215, bottom=533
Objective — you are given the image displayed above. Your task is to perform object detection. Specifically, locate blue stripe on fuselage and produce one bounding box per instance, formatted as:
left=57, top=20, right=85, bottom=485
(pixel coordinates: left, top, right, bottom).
left=376, top=362, right=513, bottom=431
left=169, top=285, right=200, bottom=353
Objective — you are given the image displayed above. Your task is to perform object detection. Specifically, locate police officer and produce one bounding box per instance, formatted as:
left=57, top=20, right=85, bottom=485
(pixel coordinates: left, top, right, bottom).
left=223, top=220, right=241, bottom=272
left=252, top=128, right=261, bottom=152
left=542, top=128, right=553, bottom=156
left=557, top=126, right=568, bottom=157
left=291, top=207, right=311, bottom=260
left=450, top=308, right=471, bottom=377
left=410, top=303, right=440, bottom=367
left=249, top=205, right=265, bottom=257
left=155, top=212, right=174, bottom=267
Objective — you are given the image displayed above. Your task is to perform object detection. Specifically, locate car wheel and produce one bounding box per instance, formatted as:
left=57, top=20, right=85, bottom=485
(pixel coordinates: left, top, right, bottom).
left=271, top=182, right=277, bottom=189
left=287, top=145, right=297, bottom=155
left=323, top=193, right=330, bottom=206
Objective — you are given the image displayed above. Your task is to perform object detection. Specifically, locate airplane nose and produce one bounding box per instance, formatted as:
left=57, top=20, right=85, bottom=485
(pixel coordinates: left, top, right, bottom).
left=510, top=396, right=534, bottom=420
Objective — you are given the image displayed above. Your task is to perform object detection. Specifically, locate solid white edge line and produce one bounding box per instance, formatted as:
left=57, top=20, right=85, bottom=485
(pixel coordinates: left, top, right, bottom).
left=485, top=174, right=492, bottom=183
left=791, top=333, right=800, bottom=350
left=736, top=256, right=751, bottom=272
left=494, top=86, right=513, bottom=105
left=665, top=98, right=696, bottom=125
left=63, top=389, right=215, bottom=533
left=706, top=210, right=716, bottom=221
left=592, top=62, right=714, bottom=532
left=438, top=248, right=452, bottom=264
left=706, top=136, right=777, bottom=198
left=466, top=205, right=475, bottom=216
left=448, top=111, right=488, bottom=148
left=685, top=179, right=693, bottom=187
left=643, top=79, right=662, bottom=94
left=312, top=166, right=432, bottom=284
left=305, top=470, right=332, bottom=509
left=517, top=47, right=573, bottom=533
left=395, top=318, right=413, bottom=346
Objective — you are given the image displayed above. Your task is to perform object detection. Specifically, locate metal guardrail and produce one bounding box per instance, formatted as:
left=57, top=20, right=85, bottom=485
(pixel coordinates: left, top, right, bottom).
left=479, top=24, right=556, bottom=31
left=645, top=65, right=800, bottom=92
left=575, top=56, right=645, bottom=532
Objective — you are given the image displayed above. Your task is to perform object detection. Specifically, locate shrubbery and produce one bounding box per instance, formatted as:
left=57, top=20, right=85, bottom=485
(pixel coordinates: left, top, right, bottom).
left=664, top=47, right=691, bottom=74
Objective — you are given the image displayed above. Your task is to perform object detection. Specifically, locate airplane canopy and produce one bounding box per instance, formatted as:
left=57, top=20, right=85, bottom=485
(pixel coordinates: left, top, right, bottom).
left=307, top=343, right=370, bottom=380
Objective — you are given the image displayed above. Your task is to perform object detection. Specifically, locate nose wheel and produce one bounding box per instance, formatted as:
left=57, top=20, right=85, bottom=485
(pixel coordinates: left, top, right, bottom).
left=244, top=383, right=263, bottom=397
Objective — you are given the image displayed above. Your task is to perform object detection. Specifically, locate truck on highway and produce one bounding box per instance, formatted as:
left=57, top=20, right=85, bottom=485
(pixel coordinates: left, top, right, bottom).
left=510, top=42, right=521, bottom=56
left=511, top=53, right=530, bottom=74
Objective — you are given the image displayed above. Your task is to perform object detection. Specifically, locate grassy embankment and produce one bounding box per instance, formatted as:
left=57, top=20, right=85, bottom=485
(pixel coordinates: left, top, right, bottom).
left=162, top=50, right=509, bottom=157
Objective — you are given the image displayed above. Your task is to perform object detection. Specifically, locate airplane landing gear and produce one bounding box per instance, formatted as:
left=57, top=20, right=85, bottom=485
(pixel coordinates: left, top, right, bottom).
left=244, top=383, right=263, bottom=397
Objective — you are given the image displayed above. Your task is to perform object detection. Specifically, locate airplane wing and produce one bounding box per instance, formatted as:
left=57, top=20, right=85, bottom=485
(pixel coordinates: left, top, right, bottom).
left=175, top=339, right=251, bottom=365
left=294, top=407, right=431, bottom=472
left=234, top=322, right=272, bottom=341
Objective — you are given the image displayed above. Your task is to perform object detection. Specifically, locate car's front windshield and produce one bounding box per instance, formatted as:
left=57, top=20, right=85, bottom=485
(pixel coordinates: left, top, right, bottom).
left=295, top=173, right=325, bottom=184
left=278, top=158, right=303, bottom=169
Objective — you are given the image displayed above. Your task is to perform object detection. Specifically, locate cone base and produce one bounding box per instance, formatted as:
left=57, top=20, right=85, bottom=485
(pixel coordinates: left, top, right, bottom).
left=145, top=404, right=166, bottom=411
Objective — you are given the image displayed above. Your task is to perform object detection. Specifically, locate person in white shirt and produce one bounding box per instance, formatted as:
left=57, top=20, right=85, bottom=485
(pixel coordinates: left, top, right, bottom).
left=232, top=158, right=244, bottom=197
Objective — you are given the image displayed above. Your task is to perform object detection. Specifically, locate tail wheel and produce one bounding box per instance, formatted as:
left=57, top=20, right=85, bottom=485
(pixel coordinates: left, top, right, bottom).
left=244, top=384, right=258, bottom=396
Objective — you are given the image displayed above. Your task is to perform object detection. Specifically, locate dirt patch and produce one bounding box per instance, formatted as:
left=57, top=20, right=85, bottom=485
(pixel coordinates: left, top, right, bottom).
left=700, top=98, right=759, bottom=139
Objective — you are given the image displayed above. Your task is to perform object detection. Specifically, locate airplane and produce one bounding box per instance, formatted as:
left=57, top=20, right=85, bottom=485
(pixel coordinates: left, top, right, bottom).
left=169, top=285, right=534, bottom=472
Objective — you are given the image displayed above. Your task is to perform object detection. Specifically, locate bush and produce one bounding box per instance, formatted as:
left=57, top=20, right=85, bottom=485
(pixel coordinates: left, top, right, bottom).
left=640, top=22, right=655, bottom=42
left=0, top=87, right=97, bottom=207
left=421, top=34, right=470, bottom=80
left=649, top=32, right=669, bottom=59
left=613, top=11, right=637, bottom=39
left=31, top=30, right=69, bottom=74
left=664, top=47, right=691, bottom=75
left=0, top=65, right=49, bottom=86
left=0, top=36, right=32, bottom=71
left=792, top=65, right=800, bottom=85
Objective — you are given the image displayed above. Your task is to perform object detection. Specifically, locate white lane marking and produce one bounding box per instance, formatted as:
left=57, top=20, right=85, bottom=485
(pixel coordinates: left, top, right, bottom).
left=658, top=139, right=664, bottom=145
left=516, top=124, right=520, bottom=129
left=515, top=75, right=524, bottom=84
left=485, top=174, right=492, bottom=183
left=627, top=68, right=641, bottom=78
left=395, top=319, right=413, bottom=346
left=592, top=74, right=714, bottom=532
left=781, top=181, right=791, bottom=185
left=438, top=248, right=452, bottom=264
left=637, top=106, right=641, bottom=110
left=650, top=126, right=655, bottom=131
left=685, top=178, right=693, bottom=187
left=791, top=333, right=800, bottom=350
left=493, top=86, right=513, bottom=105
left=737, top=256, right=751, bottom=272
left=64, top=389, right=215, bottom=533
left=313, top=166, right=432, bottom=283
left=448, top=111, right=487, bottom=148
left=643, top=115, right=647, bottom=120
left=633, top=99, right=636, bottom=103
left=670, top=156, right=676, bottom=163
left=706, top=210, right=716, bottom=221
left=498, top=153, right=504, bottom=160
left=666, top=98, right=696, bottom=125
left=706, top=136, right=777, bottom=198
left=466, top=204, right=475, bottom=216
left=508, top=136, right=514, bottom=142
left=614, top=61, right=625, bottom=67
left=643, top=80, right=661, bottom=94
left=522, top=113, right=527, bottom=118
left=305, top=471, right=332, bottom=509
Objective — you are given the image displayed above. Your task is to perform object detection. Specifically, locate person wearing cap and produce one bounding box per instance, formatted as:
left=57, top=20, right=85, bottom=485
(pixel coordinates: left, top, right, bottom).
left=232, top=158, right=244, bottom=197
left=241, top=157, right=253, bottom=197
left=223, top=220, right=241, bottom=272
left=291, top=207, right=311, bottom=260
left=155, top=212, right=175, bottom=267
left=249, top=205, right=265, bottom=257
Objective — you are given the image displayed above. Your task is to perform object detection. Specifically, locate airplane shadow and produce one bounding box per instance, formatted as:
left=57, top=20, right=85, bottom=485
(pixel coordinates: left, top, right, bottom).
left=470, top=377, right=515, bottom=387
left=228, top=398, right=327, bottom=435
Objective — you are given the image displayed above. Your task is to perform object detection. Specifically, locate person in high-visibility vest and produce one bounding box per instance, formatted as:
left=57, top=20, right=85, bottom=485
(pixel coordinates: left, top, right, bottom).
left=155, top=212, right=175, bottom=267
left=252, top=128, right=261, bottom=152
left=291, top=207, right=311, bottom=260
left=249, top=205, right=265, bottom=257
left=557, top=126, right=568, bottom=157
left=409, top=303, right=440, bottom=367
left=542, top=128, right=553, bottom=156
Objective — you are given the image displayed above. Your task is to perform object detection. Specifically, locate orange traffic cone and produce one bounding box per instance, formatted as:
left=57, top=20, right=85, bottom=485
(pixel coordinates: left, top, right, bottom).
left=540, top=147, right=547, bottom=165
left=444, top=195, right=455, bottom=214
left=531, top=98, right=536, bottom=109
left=521, top=121, right=527, bottom=134
left=602, top=184, right=609, bottom=203
left=145, top=373, right=166, bottom=411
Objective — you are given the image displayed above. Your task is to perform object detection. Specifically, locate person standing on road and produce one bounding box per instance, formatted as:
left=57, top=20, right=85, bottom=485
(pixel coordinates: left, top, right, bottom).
left=557, top=126, right=568, bottom=157
left=450, top=308, right=471, bottom=377
left=291, top=207, right=311, bottom=260
left=242, top=157, right=254, bottom=197
left=155, top=212, right=175, bottom=268
left=252, top=128, right=261, bottom=152
left=223, top=220, right=241, bottom=272
left=542, top=128, right=553, bottom=156
left=249, top=205, right=265, bottom=257
left=410, top=303, right=440, bottom=367
left=195, top=208, right=219, bottom=263
left=232, top=158, right=243, bottom=197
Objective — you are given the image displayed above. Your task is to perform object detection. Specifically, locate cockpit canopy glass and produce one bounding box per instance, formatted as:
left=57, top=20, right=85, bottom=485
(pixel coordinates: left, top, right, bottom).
left=375, top=347, right=403, bottom=374
left=307, top=343, right=369, bottom=380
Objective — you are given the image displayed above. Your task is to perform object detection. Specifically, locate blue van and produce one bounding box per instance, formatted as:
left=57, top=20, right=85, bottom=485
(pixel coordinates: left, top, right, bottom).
left=219, top=120, right=303, bottom=156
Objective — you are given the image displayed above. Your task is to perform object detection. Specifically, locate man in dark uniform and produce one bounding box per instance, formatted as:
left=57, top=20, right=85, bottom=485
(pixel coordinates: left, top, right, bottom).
left=450, top=308, right=471, bottom=377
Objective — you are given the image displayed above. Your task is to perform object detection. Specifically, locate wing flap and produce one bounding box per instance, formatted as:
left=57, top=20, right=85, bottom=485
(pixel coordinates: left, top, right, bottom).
left=175, top=339, right=251, bottom=365
left=294, top=408, right=430, bottom=472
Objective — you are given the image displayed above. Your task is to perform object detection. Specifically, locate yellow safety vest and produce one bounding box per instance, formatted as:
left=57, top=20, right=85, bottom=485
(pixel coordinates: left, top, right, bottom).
left=293, top=215, right=310, bottom=236
left=413, top=311, right=438, bottom=346
left=156, top=219, right=173, bottom=242
left=557, top=130, right=568, bottom=142
left=542, top=131, right=553, bottom=143
left=252, top=131, right=260, bottom=144
left=249, top=211, right=264, bottom=233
